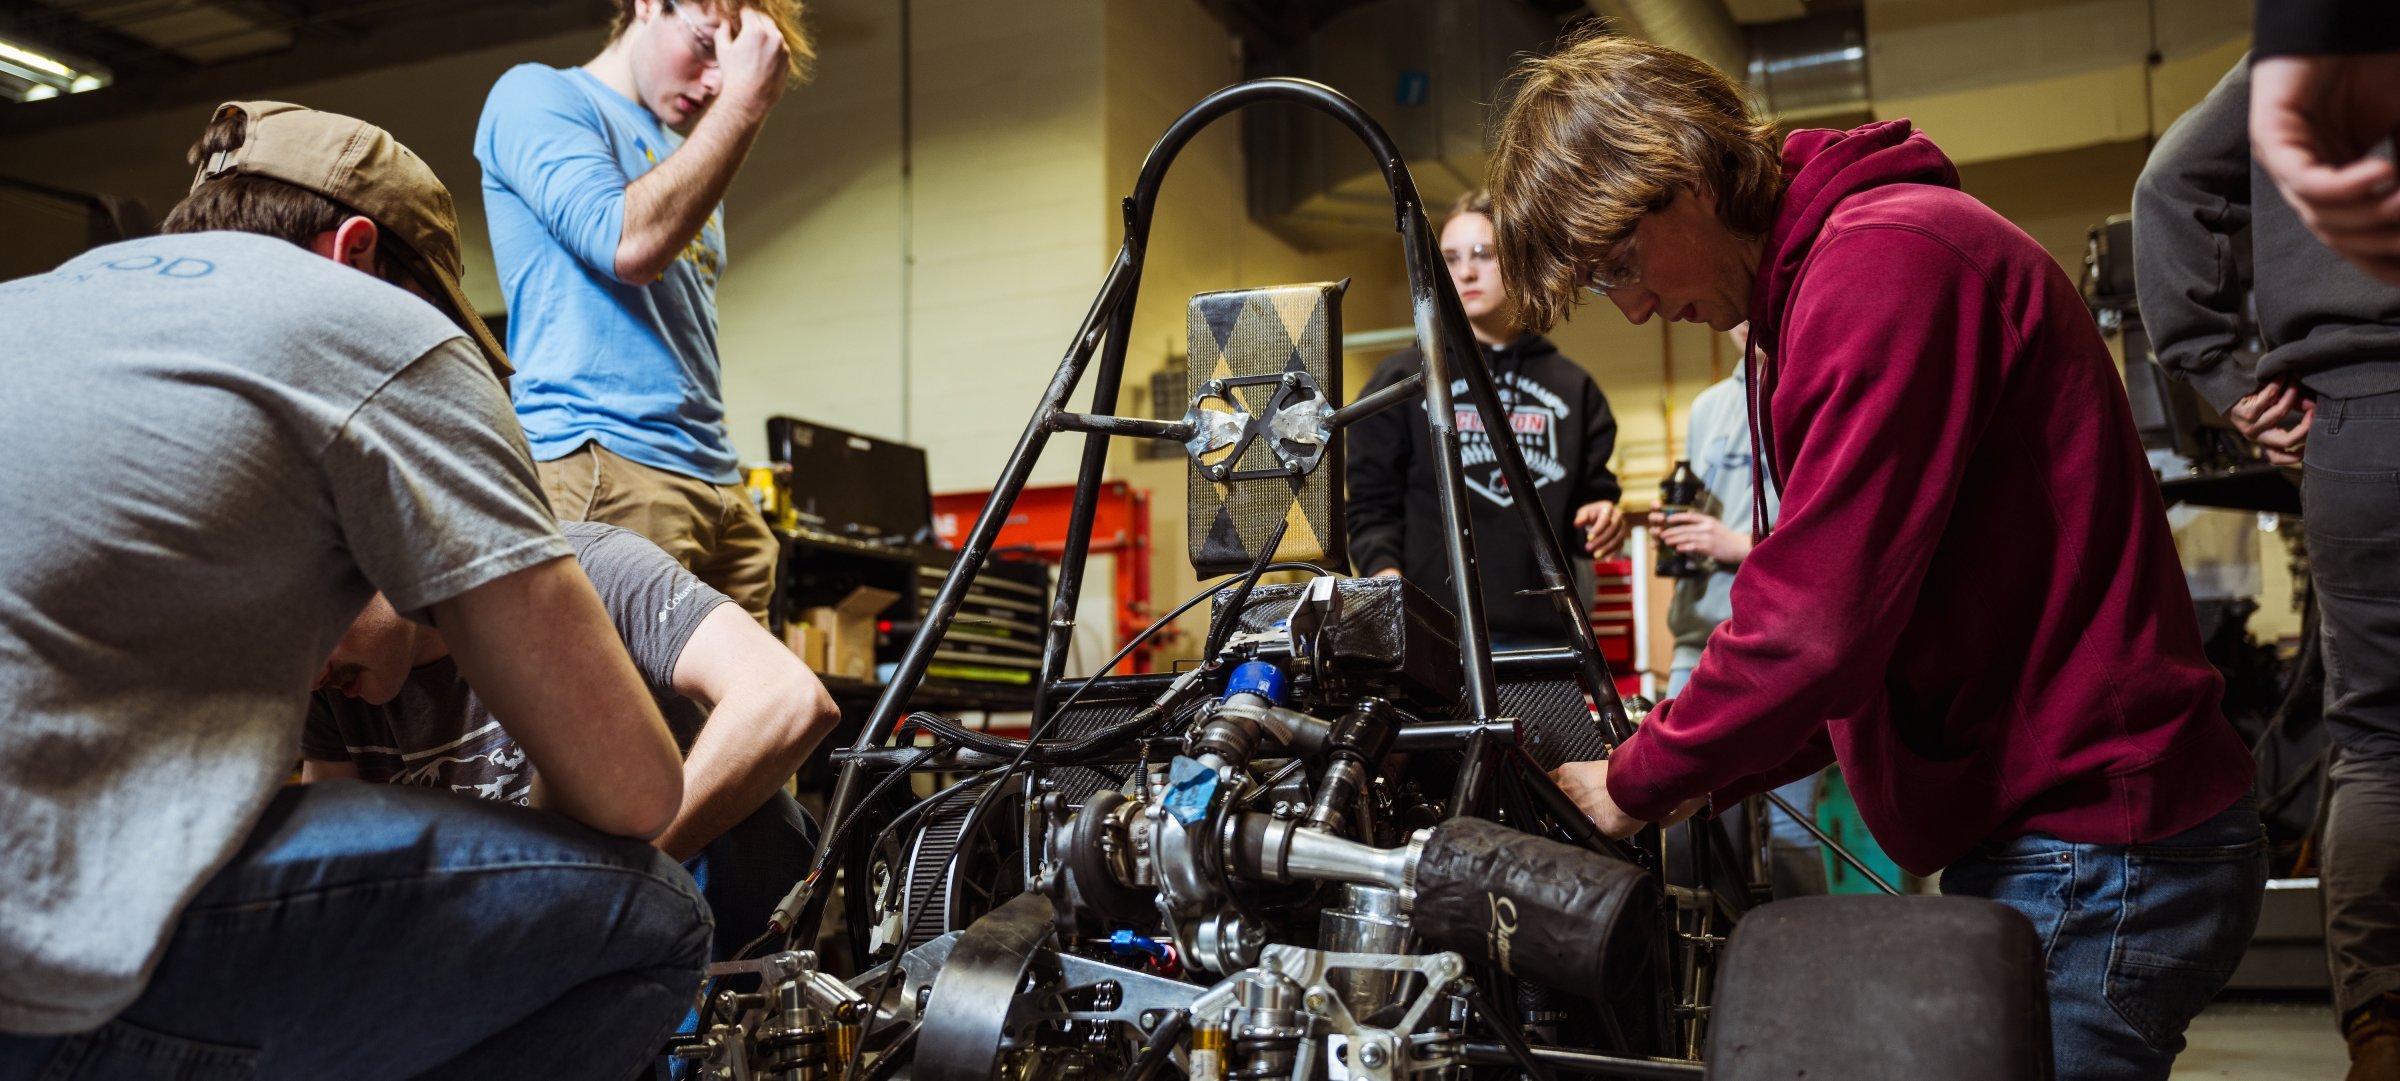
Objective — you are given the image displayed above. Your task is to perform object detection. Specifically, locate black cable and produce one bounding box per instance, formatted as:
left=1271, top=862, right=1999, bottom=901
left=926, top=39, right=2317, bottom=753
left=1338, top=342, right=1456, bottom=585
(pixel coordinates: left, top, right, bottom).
left=730, top=927, right=777, bottom=964
left=852, top=765, right=1014, bottom=919
left=900, top=557, right=1329, bottom=768
left=840, top=556, right=1307, bottom=1079
left=896, top=711, right=1027, bottom=757
left=700, top=761, right=952, bottom=1038
left=1462, top=986, right=1562, bottom=1081
left=939, top=535, right=1294, bottom=926
left=886, top=766, right=1011, bottom=839
left=1201, top=520, right=1289, bottom=660
left=793, top=554, right=1311, bottom=958
left=1119, top=1010, right=1189, bottom=1081
left=773, top=743, right=951, bottom=952
left=857, top=1022, right=917, bottom=1081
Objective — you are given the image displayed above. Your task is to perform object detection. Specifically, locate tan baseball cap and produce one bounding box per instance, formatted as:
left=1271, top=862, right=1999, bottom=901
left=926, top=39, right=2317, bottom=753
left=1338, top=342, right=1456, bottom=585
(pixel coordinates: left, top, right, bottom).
left=189, top=101, right=510, bottom=376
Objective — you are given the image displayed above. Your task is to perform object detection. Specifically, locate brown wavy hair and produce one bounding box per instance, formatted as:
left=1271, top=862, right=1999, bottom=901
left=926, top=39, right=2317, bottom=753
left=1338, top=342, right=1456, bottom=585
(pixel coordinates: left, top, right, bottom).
left=613, top=0, right=815, bottom=83
left=1489, top=31, right=1783, bottom=331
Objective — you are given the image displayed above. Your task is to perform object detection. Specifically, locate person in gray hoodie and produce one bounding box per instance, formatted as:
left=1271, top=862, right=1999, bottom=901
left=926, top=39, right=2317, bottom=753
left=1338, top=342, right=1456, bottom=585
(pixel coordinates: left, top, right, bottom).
left=2136, top=56, right=2400, bottom=1081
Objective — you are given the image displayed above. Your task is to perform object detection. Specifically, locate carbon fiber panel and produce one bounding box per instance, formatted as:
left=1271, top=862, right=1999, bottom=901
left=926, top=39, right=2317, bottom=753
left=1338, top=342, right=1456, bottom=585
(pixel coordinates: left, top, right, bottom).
left=1186, top=282, right=1346, bottom=576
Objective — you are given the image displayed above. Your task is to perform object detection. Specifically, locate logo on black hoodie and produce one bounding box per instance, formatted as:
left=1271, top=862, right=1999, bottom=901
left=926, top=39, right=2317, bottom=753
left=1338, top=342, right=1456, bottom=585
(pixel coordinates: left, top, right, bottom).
left=1453, top=371, right=1570, bottom=507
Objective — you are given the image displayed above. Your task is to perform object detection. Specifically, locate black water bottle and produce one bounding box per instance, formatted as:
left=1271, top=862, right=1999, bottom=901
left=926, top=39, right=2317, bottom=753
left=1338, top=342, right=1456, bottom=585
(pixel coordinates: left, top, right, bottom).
left=1655, top=460, right=1707, bottom=579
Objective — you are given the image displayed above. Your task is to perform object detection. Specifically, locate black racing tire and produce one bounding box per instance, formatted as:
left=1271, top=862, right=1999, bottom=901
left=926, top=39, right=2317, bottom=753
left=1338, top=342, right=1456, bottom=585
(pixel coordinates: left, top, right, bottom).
left=1707, top=895, right=2052, bottom=1081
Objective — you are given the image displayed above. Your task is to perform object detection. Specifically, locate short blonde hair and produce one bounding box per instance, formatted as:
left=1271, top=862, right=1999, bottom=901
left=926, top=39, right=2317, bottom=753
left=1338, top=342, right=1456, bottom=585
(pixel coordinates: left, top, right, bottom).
left=1489, top=32, right=1782, bottom=331
left=616, top=0, right=815, bottom=83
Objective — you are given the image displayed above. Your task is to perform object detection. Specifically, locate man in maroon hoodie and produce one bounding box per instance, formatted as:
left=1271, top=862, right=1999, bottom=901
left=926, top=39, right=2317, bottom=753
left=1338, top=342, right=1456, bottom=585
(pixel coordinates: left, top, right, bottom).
left=1488, top=34, right=2263, bottom=1081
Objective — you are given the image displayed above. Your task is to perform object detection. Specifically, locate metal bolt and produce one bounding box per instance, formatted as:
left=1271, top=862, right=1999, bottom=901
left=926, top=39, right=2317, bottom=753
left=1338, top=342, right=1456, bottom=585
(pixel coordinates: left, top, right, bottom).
left=1140, top=1009, right=1164, bottom=1031
left=1281, top=370, right=1300, bottom=386
left=1284, top=459, right=1304, bottom=474
left=917, top=986, right=933, bottom=1012
left=1305, top=991, right=1329, bottom=1010
left=1358, top=1042, right=1388, bottom=1068
left=1210, top=464, right=1229, bottom=479
left=1272, top=800, right=1292, bottom=817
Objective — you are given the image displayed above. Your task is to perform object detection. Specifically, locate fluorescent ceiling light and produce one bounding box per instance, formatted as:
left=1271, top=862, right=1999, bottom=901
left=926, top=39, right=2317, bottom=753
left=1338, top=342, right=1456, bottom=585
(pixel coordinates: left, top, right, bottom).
left=0, top=36, right=112, bottom=103
left=0, top=41, right=70, bottom=78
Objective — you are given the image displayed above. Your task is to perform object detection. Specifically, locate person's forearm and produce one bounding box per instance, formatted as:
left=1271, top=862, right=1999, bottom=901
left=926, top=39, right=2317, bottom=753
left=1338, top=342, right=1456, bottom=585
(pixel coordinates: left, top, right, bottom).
left=616, top=100, right=769, bottom=283
left=652, top=683, right=835, bottom=860
left=437, top=558, right=685, bottom=840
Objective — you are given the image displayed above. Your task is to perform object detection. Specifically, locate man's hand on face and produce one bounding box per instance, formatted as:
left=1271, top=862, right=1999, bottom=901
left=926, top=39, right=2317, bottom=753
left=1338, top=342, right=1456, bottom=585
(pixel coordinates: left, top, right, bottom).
left=715, top=7, right=790, bottom=120
left=2226, top=378, right=2315, bottom=465
left=2250, top=53, right=2400, bottom=284
left=1655, top=510, right=1752, bottom=566
left=1574, top=500, right=1629, bottom=558
left=1548, top=759, right=1706, bottom=840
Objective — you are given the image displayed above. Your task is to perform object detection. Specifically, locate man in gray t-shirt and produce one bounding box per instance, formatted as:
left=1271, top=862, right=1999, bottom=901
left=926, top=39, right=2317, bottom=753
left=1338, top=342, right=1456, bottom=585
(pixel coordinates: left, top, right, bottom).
left=302, top=520, right=836, bottom=863
left=2, top=103, right=705, bottom=1080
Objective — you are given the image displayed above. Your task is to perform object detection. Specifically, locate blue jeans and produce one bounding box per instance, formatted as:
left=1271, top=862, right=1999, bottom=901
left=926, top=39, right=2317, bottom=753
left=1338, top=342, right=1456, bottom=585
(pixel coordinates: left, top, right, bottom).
left=0, top=781, right=711, bottom=1080
left=1943, top=799, right=2268, bottom=1081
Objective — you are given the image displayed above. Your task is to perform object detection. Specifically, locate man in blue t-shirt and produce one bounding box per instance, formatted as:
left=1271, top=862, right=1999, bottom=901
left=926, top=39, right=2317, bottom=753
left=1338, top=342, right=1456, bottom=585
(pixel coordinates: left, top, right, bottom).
left=474, top=0, right=812, bottom=623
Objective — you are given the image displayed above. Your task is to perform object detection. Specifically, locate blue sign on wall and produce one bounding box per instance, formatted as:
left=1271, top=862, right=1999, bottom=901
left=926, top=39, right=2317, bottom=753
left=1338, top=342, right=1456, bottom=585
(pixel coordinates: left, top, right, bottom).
left=1395, top=70, right=1429, bottom=107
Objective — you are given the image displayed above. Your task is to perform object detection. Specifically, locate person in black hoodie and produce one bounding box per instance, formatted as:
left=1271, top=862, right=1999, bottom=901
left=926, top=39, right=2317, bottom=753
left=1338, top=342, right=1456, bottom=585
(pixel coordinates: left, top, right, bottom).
left=1346, top=189, right=1626, bottom=649
left=2137, top=55, right=2400, bottom=1081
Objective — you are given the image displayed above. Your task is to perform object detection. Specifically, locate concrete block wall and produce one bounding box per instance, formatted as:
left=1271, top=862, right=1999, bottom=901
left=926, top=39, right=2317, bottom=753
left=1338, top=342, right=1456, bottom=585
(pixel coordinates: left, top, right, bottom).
left=716, top=0, right=1112, bottom=490
left=715, top=0, right=909, bottom=449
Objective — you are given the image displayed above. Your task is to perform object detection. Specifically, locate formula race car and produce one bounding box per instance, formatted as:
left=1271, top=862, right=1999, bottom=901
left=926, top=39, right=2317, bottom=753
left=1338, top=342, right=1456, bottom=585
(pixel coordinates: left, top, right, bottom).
left=672, top=78, right=2051, bottom=1081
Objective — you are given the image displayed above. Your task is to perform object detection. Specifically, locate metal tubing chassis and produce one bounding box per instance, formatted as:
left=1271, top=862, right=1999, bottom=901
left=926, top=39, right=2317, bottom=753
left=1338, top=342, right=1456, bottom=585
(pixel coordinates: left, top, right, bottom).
left=798, top=75, right=1632, bottom=946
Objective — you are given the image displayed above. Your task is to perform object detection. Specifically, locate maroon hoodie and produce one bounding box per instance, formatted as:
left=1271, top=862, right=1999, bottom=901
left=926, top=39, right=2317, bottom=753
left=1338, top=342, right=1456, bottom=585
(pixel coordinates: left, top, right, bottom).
left=1603, top=120, right=2254, bottom=875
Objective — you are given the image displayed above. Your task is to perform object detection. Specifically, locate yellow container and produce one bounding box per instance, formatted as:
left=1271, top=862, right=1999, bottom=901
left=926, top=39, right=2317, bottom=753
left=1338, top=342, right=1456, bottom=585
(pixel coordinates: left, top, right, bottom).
left=745, top=464, right=796, bottom=531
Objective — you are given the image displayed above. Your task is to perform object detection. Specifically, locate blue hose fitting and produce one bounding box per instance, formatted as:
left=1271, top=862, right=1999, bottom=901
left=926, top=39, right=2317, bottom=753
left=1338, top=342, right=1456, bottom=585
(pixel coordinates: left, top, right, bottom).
left=1225, top=660, right=1287, bottom=705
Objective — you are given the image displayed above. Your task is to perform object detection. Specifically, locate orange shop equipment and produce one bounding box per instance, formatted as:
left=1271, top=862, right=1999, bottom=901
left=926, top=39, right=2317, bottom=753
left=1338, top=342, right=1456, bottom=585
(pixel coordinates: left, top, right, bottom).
left=932, top=480, right=1160, bottom=674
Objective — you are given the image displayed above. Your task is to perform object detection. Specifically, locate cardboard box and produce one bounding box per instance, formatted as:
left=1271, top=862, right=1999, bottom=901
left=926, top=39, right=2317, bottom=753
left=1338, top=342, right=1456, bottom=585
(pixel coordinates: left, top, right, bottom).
left=782, top=621, right=828, bottom=673
left=805, top=585, right=900, bottom=682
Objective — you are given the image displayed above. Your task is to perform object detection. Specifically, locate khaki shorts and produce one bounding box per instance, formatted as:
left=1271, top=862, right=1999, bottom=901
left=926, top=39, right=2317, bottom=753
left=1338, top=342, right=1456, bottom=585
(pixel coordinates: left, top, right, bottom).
left=538, top=441, right=776, bottom=625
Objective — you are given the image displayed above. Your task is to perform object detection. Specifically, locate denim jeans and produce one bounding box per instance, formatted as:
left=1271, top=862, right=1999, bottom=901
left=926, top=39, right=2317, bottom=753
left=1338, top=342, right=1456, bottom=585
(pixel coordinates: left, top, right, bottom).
left=1943, top=798, right=2268, bottom=1081
left=0, top=781, right=711, bottom=1080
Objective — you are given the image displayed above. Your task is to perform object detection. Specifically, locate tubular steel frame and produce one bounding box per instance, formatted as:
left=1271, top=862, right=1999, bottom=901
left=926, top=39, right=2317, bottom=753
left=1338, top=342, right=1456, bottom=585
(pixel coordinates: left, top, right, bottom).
left=795, top=75, right=1645, bottom=951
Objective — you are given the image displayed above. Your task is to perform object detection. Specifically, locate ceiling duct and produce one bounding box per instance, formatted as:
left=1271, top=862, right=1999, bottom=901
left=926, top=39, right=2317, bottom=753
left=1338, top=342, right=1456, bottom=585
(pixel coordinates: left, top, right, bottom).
left=1240, top=0, right=1562, bottom=250
left=1745, top=8, right=1868, bottom=124
left=1590, top=0, right=1865, bottom=125
left=1592, top=0, right=1745, bottom=76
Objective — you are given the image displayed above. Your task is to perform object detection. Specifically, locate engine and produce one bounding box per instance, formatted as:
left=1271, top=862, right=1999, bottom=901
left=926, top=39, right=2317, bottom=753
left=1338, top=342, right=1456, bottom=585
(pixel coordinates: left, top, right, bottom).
left=678, top=575, right=1664, bottom=1081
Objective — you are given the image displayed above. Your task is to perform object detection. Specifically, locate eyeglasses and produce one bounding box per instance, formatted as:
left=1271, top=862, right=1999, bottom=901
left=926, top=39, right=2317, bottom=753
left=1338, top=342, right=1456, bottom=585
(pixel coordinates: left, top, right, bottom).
left=1442, top=243, right=1498, bottom=272
left=663, top=0, right=718, bottom=67
left=1582, top=231, right=1643, bottom=297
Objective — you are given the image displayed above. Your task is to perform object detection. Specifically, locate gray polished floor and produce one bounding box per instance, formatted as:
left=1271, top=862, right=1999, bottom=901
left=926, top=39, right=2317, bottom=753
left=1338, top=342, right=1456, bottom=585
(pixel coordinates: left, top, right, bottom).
left=2173, top=998, right=2347, bottom=1079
